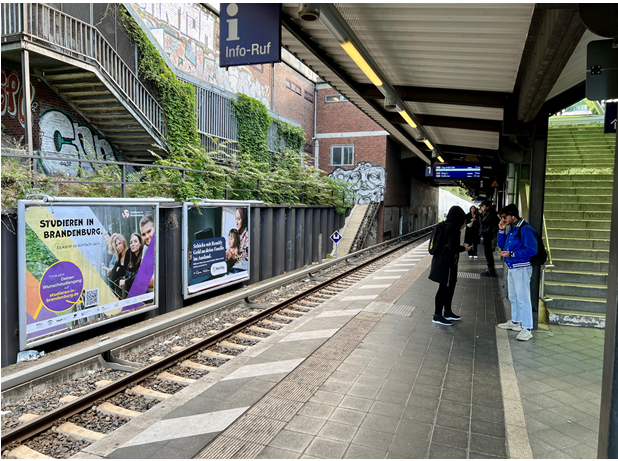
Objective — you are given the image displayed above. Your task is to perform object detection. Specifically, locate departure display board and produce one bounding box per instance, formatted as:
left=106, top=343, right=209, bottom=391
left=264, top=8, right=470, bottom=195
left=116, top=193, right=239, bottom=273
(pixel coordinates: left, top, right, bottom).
left=434, top=165, right=481, bottom=179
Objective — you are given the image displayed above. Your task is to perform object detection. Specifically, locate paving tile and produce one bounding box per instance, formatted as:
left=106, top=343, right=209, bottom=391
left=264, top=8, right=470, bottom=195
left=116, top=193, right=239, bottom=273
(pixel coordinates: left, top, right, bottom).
left=269, top=430, right=314, bottom=453
left=339, top=395, right=373, bottom=412
left=304, top=436, right=349, bottom=459
left=309, top=390, right=345, bottom=407
left=442, top=379, right=472, bottom=393
left=410, top=385, right=441, bottom=399
left=257, top=446, right=301, bottom=459
left=438, top=400, right=471, bottom=418
left=375, top=388, right=409, bottom=405
left=561, top=442, right=597, bottom=459
left=347, top=383, right=380, bottom=400
left=351, top=428, right=395, bottom=451
left=469, top=450, right=505, bottom=459
left=401, top=406, right=437, bottom=424
left=533, top=428, right=580, bottom=450
left=354, top=375, right=385, bottom=389
left=554, top=422, right=599, bottom=447
left=286, top=415, right=327, bottom=436
left=471, top=393, right=503, bottom=409
left=431, top=426, right=469, bottom=449
left=407, top=394, right=439, bottom=411
left=469, top=433, right=507, bottom=457
left=428, top=442, right=467, bottom=459
left=471, top=404, right=503, bottom=424
left=298, top=402, right=336, bottom=420
left=329, top=407, right=366, bottom=427
left=436, top=412, right=470, bottom=432
left=388, top=434, right=431, bottom=458
left=369, top=400, right=405, bottom=418
left=317, top=421, right=359, bottom=443
left=395, top=420, right=432, bottom=441
left=343, top=443, right=387, bottom=459
left=381, top=378, right=414, bottom=393
left=361, top=413, right=400, bottom=434
left=414, top=375, right=443, bottom=388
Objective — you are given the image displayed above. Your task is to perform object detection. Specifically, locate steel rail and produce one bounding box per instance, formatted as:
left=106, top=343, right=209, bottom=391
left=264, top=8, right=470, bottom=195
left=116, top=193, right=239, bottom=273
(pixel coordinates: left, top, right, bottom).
left=1, top=229, right=432, bottom=450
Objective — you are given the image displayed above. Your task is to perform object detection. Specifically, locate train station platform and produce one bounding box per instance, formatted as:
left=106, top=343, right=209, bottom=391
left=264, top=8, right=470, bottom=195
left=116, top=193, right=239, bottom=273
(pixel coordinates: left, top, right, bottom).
left=74, top=242, right=603, bottom=460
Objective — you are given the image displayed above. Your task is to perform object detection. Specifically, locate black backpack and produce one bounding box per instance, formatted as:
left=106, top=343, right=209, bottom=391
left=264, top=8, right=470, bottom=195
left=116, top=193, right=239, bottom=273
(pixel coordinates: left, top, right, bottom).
left=515, top=223, right=547, bottom=266
left=428, top=222, right=445, bottom=255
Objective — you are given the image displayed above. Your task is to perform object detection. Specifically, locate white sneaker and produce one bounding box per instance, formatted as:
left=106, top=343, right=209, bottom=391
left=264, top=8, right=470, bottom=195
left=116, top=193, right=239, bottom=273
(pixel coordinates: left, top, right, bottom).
left=474, top=256, right=478, bottom=259
left=516, top=329, right=533, bottom=341
left=498, top=320, right=522, bottom=331
left=469, top=255, right=473, bottom=259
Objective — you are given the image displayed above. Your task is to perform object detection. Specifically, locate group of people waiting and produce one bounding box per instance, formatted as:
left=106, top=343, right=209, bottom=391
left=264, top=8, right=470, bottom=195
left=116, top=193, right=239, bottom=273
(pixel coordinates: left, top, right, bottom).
left=102, top=215, right=155, bottom=299
left=429, top=202, right=538, bottom=341
left=463, top=200, right=501, bottom=277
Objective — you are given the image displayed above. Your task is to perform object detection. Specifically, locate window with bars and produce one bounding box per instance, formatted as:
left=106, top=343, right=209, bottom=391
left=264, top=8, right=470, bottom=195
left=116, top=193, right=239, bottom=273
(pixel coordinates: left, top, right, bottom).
left=325, top=94, right=348, bottom=103
left=331, top=145, right=354, bottom=166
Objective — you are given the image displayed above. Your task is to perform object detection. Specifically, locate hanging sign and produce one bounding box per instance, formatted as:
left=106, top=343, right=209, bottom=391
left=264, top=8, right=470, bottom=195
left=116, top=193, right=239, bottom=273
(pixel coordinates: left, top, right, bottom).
left=220, top=3, right=282, bottom=67
left=18, top=199, right=161, bottom=350
left=605, top=101, right=617, bottom=134
left=491, top=180, right=499, bottom=187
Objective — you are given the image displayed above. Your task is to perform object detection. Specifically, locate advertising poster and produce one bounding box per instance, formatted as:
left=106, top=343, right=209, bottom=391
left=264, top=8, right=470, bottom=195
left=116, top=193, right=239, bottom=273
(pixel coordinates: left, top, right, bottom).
left=184, top=204, right=250, bottom=297
left=19, top=201, right=158, bottom=349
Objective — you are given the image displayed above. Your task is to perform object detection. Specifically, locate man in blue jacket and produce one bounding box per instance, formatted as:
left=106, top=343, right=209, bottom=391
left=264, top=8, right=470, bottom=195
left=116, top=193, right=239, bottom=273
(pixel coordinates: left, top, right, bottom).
left=496, top=204, right=538, bottom=341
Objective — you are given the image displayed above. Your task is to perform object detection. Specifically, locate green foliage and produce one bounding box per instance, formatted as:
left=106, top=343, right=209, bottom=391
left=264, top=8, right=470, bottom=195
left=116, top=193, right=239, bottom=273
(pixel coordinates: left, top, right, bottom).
left=273, top=120, right=306, bottom=153
left=25, top=225, right=58, bottom=280
left=231, top=94, right=271, bottom=168
left=441, top=186, right=473, bottom=203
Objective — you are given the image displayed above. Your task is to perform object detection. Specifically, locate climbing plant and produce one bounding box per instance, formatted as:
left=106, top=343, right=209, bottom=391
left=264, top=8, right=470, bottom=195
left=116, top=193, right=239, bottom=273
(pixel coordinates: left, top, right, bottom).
left=273, top=119, right=306, bottom=153
left=231, top=94, right=271, bottom=169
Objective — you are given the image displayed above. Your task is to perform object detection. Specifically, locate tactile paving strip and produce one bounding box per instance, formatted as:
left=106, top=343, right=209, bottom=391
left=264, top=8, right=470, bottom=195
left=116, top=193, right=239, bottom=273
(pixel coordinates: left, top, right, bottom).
left=458, top=271, right=481, bottom=279
left=385, top=304, right=416, bottom=317
left=195, top=306, right=384, bottom=459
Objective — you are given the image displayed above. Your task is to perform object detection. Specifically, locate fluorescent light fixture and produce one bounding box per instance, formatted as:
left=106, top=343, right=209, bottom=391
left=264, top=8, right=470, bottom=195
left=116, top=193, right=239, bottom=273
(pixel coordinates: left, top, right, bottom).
left=424, top=139, right=434, bottom=150
left=437, top=156, right=445, bottom=163
left=399, top=110, right=417, bottom=129
left=340, top=40, right=383, bottom=87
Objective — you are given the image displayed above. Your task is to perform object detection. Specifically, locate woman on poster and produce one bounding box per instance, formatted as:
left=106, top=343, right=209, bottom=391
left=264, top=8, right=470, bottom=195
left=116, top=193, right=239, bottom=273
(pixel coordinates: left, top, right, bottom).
left=120, top=233, right=144, bottom=296
left=110, top=234, right=130, bottom=298
left=235, top=208, right=249, bottom=262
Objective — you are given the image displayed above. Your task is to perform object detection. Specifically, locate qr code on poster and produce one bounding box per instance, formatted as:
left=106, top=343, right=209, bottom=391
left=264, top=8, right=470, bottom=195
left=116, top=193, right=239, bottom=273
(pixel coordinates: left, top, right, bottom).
left=84, top=288, right=99, bottom=307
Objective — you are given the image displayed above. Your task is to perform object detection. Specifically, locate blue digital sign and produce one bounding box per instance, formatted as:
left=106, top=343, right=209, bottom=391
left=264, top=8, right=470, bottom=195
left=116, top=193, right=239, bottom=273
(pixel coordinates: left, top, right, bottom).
left=605, top=102, right=617, bottom=134
left=433, top=165, right=481, bottom=179
left=220, top=3, right=282, bottom=67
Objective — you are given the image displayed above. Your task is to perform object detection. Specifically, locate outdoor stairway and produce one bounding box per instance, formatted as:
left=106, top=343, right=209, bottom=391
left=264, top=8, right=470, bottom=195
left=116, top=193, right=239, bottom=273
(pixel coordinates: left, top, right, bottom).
left=336, top=204, right=369, bottom=256
left=543, top=123, right=615, bottom=328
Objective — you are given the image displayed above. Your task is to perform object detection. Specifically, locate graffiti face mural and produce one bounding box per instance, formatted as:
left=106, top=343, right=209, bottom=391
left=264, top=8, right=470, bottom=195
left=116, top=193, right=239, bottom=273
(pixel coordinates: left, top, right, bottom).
left=39, top=109, right=121, bottom=175
left=330, top=161, right=387, bottom=204
left=1, top=69, right=36, bottom=128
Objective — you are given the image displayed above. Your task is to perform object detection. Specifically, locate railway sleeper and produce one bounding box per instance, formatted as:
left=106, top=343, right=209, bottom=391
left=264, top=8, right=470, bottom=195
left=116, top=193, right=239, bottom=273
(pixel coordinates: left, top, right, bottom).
left=273, top=313, right=296, bottom=322
left=17, top=413, right=40, bottom=424
left=200, top=350, right=235, bottom=360
left=235, top=332, right=264, bottom=342
left=280, top=308, right=303, bottom=316
left=60, top=395, right=79, bottom=404
left=285, top=306, right=310, bottom=313
left=182, top=360, right=217, bottom=372
left=7, top=445, right=51, bottom=459
left=129, top=385, right=172, bottom=401
left=96, top=402, right=141, bottom=420
left=157, top=371, right=197, bottom=386
left=149, top=355, right=165, bottom=362
left=261, top=319, right=287, bottom=328
left=56, top=422, right=105, bottom=443
left=190, top=337, right=205, bottom=343
left=218, top=340, right=249, bottom=351
left=249, top=326, right=276, bottom=335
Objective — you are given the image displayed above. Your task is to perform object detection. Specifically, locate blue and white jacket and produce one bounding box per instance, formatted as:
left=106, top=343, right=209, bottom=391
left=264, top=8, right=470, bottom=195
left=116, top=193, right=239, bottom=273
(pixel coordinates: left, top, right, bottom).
left=497, top=219, right=538, bottom=269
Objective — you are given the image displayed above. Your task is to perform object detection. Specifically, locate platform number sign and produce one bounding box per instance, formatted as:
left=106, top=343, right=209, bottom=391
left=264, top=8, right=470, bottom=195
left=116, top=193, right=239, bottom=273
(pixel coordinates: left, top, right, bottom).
left=330, top=231, right=343, bottom=244
left=605, top=102, right=617, bottom=134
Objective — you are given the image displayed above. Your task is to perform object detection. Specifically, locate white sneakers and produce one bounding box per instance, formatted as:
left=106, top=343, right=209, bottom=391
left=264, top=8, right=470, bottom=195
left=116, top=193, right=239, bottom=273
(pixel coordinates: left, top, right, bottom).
left=498, top=320, right=522, bottom=332
left=474, top=256, right=478, bottom=259
left=516, top=329, right=533, bottom=341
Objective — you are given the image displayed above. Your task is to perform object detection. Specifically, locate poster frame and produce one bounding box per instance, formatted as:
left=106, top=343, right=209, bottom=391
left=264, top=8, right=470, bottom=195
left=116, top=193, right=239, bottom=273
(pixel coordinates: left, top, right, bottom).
left=182, top=200, right=258, bottom=300
left=17, top=197, right=167, bottom=350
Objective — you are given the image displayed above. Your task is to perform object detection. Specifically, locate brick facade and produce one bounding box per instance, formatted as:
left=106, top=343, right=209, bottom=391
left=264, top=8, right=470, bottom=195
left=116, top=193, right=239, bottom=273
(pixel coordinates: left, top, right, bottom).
left=317, top=88, right=383, bottom=134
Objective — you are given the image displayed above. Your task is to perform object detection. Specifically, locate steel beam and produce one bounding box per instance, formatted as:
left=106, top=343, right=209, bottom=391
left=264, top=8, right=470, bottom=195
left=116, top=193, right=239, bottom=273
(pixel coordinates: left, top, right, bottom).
left=1, top=215, right=19, bottom=367
left=295, top=208, right=305, bottom=269
left=304, top=209, right=313, bottom=266
left=260, top=208, right=274, bottom=281
left=21, top=49, right=33, bottom=156
left=284, top=208, right=295, bottom=273
left=272, top=208, right=285, bottom=277
left=312, top=209, right=320, bottom=262
left=387, top=112, right=502, bottom=133
left=321, top=209, right=329, bottom=259
left=249, top=208, right=261, bottom=285
left=328, top=209, right=335, bottom=254
left=438, top=145, right=499, bottom=158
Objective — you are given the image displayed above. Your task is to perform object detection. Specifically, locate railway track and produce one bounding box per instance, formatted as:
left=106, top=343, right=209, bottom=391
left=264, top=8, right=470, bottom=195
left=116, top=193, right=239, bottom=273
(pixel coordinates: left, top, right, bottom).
left=1, top=229, right=432, bottom=459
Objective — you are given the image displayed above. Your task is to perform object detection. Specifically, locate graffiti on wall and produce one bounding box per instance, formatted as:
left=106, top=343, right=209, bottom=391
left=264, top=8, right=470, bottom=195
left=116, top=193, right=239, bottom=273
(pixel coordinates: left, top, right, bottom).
left=39, top=109, right=126, bottom=176
left=1, top=69, right=36, bottom=128
left=330, top=161, right=387, bottom=204
left=132, top=3, right=271, bottom=108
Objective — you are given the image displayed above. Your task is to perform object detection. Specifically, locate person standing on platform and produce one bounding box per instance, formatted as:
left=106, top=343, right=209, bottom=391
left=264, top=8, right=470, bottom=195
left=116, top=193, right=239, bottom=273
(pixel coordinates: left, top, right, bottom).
left=429, top=205, right=469, bottom=326
left=464, top=205, right=481, bottom=259
left=479, top=200, right=499, bottom=277
left=496, top=204, right=538, bottom=341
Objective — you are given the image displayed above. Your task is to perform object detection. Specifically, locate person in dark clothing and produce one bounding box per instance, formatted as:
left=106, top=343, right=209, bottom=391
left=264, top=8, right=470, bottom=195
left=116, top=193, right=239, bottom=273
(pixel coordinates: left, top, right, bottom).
left=429, top=206, right=469, bottom=326
left=478, top=200, right=499, bottom=276
left=464, top=205, right=481, bottom=258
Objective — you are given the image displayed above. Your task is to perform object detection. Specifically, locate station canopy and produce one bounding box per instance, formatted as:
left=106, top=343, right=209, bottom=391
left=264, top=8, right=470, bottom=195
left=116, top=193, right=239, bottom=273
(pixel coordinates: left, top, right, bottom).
left=278, top=3, right=607, bottom=197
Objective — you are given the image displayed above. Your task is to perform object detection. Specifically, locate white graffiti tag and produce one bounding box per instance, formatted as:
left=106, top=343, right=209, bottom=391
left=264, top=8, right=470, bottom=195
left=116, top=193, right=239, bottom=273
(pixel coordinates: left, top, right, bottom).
left=39, top=110, right=117, bottom=175
left=330, top=161, right=386, bottom=204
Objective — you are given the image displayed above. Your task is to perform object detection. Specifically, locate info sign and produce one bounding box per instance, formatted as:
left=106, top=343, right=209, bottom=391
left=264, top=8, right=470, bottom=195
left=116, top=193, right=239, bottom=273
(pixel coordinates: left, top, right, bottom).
left=18, top=199, right=162, bottom=350
left=605, top=101, right=617, bottom=134
left=183, top=201, right=252, bottom=299
left=219, top=3, right=282, bottom=67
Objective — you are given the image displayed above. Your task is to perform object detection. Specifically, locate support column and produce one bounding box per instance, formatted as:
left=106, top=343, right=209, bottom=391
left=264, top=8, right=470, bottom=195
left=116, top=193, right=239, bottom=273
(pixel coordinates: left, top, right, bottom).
left=260, top=208, right=273, bottom=282
left=295, top=208, right=305, bottom=269
left=21, top=50, right=33, bottom=156
left=528, top=116, right=549, bottom=330
left=159, top=205, right=183, bottom=314
left=327, top=209, right=335, bottom=254
left=249, top=208, right=261, bottom=285
left=1, top=214, right=19, bottom=366
left=284, top=208, right=295, bottom=273
left=312, top=209, right=320, bottom=263
left=272, top=208, right=285, bottom=277
left=321, top=209, right=328, bottom=258
left=598, top=127, right=618, bottom=459
left=304, top=208, right=313, bottom=266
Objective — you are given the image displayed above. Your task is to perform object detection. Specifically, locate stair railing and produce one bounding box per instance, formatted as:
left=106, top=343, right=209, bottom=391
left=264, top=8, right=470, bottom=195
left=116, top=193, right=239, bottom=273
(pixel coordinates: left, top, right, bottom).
left=2, top=3, right=165, bottom=140
left=540, top=213, right=554, bottom=303
left=350, top=197, right=381, bottom=253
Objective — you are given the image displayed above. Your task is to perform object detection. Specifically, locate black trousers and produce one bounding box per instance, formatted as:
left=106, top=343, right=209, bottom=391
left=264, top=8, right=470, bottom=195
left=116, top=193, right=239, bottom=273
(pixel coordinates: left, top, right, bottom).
left=435, top=264, right=458, bottom=316
left=482, top=232, right=495, bottom=270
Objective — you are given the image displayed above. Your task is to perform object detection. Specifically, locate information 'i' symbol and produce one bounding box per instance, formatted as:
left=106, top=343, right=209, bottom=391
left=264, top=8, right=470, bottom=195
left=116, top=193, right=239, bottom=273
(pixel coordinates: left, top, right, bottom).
left=226, top=3, right=239, bottom=42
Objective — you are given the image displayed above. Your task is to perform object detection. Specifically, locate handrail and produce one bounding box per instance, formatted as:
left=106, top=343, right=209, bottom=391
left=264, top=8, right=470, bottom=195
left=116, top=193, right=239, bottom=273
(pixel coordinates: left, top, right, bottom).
left=1, top=3, right=165, bottom=140
left=540, top=213, right=554, bottom=303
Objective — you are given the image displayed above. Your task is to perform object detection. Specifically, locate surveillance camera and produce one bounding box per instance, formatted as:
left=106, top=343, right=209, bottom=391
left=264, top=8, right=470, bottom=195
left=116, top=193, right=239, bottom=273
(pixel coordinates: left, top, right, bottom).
left=299, top=4, right=319, bottom=21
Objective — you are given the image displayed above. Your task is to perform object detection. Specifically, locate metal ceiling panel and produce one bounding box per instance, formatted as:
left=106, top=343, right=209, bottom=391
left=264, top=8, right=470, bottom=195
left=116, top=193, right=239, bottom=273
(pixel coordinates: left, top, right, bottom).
left=425, top=126, right=500, bottom=150
left=409, top=102, right=503, bottom=121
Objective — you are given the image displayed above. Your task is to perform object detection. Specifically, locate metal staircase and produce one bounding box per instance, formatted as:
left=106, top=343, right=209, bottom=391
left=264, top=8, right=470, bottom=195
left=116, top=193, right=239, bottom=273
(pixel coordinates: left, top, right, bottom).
left=349, top=200, right=381, bottom=253
left=1, top=3, right=166, bottom=161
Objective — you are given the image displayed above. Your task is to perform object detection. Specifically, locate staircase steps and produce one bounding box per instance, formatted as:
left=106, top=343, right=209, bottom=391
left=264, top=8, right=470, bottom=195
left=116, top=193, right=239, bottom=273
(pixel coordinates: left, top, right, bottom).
left=543, top=122, right=615, bottom=328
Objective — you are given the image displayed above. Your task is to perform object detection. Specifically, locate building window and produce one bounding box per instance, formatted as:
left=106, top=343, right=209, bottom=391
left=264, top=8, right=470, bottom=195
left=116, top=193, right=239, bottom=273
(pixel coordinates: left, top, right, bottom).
left=331, top=145, right=354, bottom=166
left=325, top=94, right=348, bottom=103
left=251, top=64, right=264, bottom=72
left=304, top=90, right=314, bottom=102
left=286, top=79, right=302, bottom=95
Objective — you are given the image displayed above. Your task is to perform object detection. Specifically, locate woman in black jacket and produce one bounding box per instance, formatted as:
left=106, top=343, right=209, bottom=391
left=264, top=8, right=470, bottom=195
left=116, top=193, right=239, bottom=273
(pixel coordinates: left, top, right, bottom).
left=464, top=205, right=481, bottom=258
left=429, top=206, right=469, bottom=325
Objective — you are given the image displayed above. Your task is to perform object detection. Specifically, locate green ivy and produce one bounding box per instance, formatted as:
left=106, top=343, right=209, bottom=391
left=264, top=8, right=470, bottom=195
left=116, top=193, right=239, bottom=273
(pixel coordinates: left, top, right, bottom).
left=231, top=94, right=271, bottom=169
left=273, top=119, right=306, bottom=153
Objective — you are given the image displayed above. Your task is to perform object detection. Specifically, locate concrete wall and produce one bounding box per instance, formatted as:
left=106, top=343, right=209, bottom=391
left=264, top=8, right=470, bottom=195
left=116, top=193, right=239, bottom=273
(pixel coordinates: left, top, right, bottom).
left=409, top=177, right=439, bottom=231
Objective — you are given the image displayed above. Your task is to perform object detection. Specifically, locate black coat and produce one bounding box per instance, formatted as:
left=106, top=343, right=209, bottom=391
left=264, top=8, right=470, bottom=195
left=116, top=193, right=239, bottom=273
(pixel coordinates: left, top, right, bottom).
left=464, top=212, right=481, bottom=245
left=429, top=206, right=467, bottom=285
left=480, top=207, right=499, bottom=235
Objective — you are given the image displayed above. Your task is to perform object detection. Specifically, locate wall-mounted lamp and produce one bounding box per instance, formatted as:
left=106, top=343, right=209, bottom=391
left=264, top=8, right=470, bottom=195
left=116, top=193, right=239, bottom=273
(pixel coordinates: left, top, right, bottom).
left=437, top=156, right=445, bottom=163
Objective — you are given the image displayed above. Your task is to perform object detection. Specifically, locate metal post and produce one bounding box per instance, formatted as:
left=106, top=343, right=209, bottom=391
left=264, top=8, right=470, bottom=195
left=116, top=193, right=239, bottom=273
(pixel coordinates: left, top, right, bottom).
left=528, top=115, right=548, bottom=330
left=248, top=207, right=261, bottom=285
left=312, top=208, right=320, bottom=263
left=225, top=176, right=229, bottom=200
left=284, top=208, right=295, bottom=273
left=598, top=125, right=618, bottom=459
left=257, top=179, right=261, bottom=200
left=294, top=208, right=305, bottom=269
left=272, top=208, right=285, bottom=277
left=121, top=164, right=127, bottom=197
left=259, top=208, right=273, bottom=281
left=304, top=208, right=313, bottom=266
left=21, top=49, right=33, bottom=157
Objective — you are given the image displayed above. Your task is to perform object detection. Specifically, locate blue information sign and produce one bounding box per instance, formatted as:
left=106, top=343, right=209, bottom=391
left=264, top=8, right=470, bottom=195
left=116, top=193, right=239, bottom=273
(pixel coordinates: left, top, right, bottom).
left=433, top=165, right=481, bottom=179
left=605, top=102, right=617, bottom=134
left=330, top=231, right=342, bottom=244
left=220, top=3, right=282, bottom=67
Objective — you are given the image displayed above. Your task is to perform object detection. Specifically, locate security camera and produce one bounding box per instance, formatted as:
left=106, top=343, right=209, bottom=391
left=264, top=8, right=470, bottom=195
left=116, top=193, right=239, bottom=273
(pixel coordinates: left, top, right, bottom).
left=299, top=4, right=320, bottom=21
